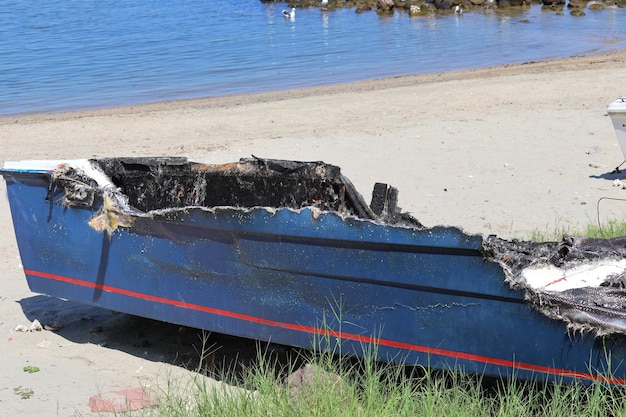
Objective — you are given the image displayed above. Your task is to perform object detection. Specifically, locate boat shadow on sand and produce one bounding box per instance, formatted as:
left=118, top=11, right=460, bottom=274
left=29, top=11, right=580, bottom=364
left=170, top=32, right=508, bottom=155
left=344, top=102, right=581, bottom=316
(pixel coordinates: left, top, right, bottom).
left=17, top=295, right=513, bottom=398
left=19, top=295, right=613, bottom=408
left=18, top=295, right=307, bottom=384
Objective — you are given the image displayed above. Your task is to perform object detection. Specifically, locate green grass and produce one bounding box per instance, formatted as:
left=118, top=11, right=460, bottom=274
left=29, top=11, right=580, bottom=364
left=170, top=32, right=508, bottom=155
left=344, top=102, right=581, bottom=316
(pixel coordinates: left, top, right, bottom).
left=583, top=219, right=626, bottom=240
left=529, top=218, right=626, bottom=242
left=118, top=343, right=626, bottom=417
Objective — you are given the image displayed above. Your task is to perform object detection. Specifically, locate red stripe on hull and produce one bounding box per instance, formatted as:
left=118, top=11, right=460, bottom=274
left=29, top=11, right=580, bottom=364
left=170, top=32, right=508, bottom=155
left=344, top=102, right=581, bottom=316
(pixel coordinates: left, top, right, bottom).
left=24, top=269, right=624, bottom=385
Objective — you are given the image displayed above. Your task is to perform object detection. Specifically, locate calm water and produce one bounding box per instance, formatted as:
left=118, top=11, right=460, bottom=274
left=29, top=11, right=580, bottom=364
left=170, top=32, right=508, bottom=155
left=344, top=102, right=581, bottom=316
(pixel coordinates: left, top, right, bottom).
left=1, top=0, right=625, bottom=116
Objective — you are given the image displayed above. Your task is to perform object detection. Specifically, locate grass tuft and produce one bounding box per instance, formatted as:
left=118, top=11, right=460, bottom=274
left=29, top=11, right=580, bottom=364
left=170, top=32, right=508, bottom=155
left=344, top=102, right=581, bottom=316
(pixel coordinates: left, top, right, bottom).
left=118, top=341, right=626, bottom=417
left=529, top=218, right=626, bottom=242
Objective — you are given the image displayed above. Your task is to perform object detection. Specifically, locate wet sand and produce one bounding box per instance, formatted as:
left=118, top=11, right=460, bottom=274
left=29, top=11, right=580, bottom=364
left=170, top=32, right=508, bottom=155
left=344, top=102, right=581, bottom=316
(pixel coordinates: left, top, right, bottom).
left=1, top=49, right=626, bottom=415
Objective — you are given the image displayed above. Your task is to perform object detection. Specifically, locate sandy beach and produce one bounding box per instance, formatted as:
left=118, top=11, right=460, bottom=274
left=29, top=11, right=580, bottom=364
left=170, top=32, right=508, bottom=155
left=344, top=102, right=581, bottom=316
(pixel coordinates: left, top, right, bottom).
left=2, top=49, right=626, bottom=415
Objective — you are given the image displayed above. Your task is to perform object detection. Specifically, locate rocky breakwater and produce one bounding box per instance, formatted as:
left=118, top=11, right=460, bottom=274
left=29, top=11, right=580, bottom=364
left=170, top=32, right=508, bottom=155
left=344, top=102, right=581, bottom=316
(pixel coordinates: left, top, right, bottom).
left=263, top=0, right=625, bottom=16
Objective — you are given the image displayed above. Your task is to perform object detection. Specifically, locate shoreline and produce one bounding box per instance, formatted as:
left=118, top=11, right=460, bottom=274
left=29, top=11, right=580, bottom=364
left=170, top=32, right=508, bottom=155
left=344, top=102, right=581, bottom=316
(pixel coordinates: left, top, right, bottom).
left=3, top=48, right=625, bottom=125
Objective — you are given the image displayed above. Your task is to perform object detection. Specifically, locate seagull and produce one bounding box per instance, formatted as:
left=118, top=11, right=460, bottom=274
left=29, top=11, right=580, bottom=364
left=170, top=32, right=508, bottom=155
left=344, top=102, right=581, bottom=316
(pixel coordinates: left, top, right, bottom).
left=409, top=4, right=421, bottom=14
left=321, top=0, right=329, bottom=5
left=454, top=5, right=463, bottom=14
left=283, top=7, right=296, bottom=18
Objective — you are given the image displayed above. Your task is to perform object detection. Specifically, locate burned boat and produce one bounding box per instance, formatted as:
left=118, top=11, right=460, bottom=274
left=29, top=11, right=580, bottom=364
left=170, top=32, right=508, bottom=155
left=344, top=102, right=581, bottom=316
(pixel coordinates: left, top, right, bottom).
left=3, top=155, right=626, bottom=385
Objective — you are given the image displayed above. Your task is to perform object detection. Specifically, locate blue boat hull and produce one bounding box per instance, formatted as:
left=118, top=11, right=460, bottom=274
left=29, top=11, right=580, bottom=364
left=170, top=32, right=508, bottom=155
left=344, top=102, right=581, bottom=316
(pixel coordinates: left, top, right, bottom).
left=3, top=164, right=626, bottom=385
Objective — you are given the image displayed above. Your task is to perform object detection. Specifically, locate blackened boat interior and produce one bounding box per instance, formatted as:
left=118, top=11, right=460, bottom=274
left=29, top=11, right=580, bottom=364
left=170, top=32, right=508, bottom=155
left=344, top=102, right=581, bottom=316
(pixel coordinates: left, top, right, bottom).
left=90, top=156, right=422, bottom=226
